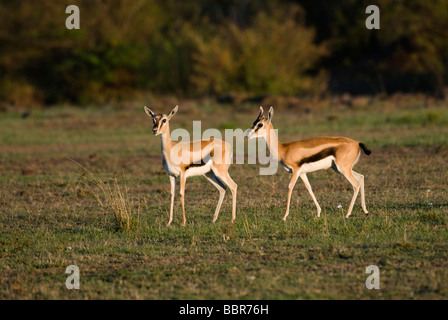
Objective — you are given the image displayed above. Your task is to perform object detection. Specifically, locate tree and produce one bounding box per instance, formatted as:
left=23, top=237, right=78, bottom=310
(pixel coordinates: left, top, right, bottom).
left=190, top=5, right=327, bottom=96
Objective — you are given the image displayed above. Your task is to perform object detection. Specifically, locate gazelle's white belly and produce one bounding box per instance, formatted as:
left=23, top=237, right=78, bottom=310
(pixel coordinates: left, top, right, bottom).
left=301, top=156, right=335, bottom=174
left=185, top=160, right=213, bottom=178
left=162, top=155, right=213, bottom=178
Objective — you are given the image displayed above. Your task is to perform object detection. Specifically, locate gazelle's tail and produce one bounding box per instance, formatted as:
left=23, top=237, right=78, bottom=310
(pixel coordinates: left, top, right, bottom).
left=359, top=143, right=372, bottom=155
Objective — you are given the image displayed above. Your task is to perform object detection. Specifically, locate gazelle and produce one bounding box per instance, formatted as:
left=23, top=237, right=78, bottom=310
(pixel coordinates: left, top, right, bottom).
left=245, top=106, right=371, bottom=220
left=144, top=105, right=237, bottom=226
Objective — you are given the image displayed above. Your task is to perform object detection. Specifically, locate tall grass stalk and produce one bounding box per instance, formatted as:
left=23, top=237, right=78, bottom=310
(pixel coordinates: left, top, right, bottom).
left=69, top=158, right=140, bottom=231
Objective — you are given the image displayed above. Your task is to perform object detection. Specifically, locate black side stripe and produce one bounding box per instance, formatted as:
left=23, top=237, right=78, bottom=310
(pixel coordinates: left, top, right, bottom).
left=185, top=154, right=211, bottom=170
left=185, top=163, right=206, bottom=170
left=298, top=147, right=336, bottom=166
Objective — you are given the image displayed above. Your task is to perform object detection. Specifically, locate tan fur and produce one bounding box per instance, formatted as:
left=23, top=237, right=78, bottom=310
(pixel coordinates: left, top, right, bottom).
left=144, top=105, right=237, bottom=226
left=246, top=106, right=369, bottom=219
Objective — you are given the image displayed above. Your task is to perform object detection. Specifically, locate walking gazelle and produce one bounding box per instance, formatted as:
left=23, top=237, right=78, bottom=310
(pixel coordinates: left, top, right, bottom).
left=245, top=106, right=371, bottom=220
left=144, top=105, right=237, bottom=226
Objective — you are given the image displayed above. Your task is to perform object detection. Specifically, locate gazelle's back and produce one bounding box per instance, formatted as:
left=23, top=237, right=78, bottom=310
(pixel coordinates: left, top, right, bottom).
left=284, top=136, right=357, bottom=151
left=282, top=136, right=358, bottom=166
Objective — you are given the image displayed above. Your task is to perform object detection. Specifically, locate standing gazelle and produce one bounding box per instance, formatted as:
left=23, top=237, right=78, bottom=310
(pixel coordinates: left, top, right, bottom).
left=245, top=106, right=371, bottom=220
left=144, top=105, right=237, bottom=226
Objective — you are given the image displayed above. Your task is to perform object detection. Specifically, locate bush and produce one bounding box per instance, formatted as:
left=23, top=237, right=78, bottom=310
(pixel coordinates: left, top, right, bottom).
left=190, top=5, right=327, bottom=96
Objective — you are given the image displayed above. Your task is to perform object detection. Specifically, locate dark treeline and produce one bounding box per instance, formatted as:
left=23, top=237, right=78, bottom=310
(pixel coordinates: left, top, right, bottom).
left=0, top=0, right=447, bottom=106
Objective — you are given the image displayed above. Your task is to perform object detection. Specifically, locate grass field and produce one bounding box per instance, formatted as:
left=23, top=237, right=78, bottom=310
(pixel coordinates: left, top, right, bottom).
left=1, top=99, right=448, bottom=299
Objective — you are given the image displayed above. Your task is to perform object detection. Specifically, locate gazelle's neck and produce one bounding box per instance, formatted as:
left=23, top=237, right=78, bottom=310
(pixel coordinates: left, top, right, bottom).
left=160, top=126, right=173, bottom=157
left=264, top=125, right=284, bottom=161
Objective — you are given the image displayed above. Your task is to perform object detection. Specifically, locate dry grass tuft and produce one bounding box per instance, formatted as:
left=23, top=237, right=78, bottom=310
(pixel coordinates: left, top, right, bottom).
left=69, top=158, right=140, bottom=232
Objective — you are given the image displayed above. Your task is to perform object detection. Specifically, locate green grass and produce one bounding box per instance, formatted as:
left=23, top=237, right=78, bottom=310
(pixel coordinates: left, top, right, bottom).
left=1, top=101, right=447, bottom=299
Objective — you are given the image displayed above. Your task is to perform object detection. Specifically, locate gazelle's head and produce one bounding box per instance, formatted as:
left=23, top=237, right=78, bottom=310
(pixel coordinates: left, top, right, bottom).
left=245, top=106, right=274, bottom=139
left=144, top=105, right=178, bottom=136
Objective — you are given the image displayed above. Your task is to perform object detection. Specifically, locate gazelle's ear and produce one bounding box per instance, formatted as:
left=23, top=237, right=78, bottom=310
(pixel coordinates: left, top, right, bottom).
left=267, top=106, right=274, bottom=123
left=167, top=105, right=178, bottom=119
left=144, top=106, right=155, bottom=118
left=258, top=106, right=264, bottom=119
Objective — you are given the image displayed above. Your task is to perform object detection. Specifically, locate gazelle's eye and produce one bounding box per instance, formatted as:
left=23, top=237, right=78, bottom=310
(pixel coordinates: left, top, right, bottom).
left=257, top=123, right=263, bottom=128
left=162, top=119, right=167, bottom=123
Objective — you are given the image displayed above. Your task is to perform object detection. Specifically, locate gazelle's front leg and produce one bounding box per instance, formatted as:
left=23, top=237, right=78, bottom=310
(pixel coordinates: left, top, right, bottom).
left=167, top=175, right=176, bottom=226
left=300, top=173, right=322, bottom=218
left=179, top=172, right=187, bottom=226
left=282, top=168, right=301, bottom=221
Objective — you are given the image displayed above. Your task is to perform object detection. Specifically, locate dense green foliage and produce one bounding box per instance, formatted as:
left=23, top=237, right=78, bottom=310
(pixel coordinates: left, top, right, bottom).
left=0, top=0, right=447, bottom=105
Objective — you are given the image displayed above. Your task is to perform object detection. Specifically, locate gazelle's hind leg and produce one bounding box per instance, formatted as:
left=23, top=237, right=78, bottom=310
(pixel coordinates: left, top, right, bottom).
left=204, top=171, right=227, bottom=222
left=339, top=167, right=361, bottom=218
left=352, top=170, right=368, bottom=214
left=212, top=167, right=237, bottom=222
left=300, top=173, right=322, bottom=218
